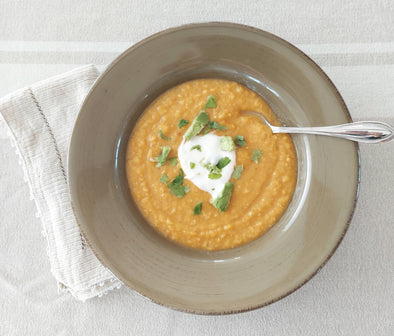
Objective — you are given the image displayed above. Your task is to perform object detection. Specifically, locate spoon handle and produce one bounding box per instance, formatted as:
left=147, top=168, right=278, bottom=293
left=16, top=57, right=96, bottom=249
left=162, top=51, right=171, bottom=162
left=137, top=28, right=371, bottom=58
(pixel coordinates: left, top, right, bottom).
left=272, top=121, right=394, bottom=144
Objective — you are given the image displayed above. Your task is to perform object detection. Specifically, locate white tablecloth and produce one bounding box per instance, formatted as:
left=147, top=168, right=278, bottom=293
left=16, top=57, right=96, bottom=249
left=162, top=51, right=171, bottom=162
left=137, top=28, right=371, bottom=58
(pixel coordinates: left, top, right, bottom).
left=1, top=1, right=393, bottom=335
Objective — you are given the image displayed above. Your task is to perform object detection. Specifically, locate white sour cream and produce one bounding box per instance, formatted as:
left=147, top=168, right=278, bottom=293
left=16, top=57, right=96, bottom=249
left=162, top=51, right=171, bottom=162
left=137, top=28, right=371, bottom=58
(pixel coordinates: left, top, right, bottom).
left=178, top=133, right=236, bottom=199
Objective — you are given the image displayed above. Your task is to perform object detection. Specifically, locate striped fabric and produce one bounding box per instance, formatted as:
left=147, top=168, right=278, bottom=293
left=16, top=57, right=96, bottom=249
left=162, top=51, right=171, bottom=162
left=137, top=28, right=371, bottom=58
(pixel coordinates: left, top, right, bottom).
left=0, top=1, right=393, bottom=334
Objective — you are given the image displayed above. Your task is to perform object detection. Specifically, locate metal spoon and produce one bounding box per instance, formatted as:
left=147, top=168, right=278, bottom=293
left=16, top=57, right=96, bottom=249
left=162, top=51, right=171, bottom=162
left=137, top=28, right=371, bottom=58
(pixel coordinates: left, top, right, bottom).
left=244, top=111, right=394, bottom=144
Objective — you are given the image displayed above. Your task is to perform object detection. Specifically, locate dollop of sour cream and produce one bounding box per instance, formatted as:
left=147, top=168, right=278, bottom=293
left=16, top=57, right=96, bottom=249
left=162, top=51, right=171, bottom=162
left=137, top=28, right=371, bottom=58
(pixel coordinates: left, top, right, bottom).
left=178, top=133, right=236, bottom=199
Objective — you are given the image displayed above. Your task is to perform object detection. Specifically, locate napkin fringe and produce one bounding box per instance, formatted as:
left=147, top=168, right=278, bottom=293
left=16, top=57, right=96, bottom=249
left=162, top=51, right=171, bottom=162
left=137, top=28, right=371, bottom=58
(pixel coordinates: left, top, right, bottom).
left=58, top=277, right=122, bottom=301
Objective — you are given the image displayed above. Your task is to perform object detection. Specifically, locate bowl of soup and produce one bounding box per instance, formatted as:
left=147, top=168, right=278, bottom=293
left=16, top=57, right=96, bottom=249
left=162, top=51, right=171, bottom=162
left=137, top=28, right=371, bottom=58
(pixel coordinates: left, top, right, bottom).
left=68, top=22, right=359, bottom=314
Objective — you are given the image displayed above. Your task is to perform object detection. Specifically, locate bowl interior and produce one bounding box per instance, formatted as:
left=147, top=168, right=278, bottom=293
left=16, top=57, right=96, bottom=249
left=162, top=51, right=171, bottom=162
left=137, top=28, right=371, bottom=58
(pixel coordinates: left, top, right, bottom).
left=69, top=23, right=359, bottom=314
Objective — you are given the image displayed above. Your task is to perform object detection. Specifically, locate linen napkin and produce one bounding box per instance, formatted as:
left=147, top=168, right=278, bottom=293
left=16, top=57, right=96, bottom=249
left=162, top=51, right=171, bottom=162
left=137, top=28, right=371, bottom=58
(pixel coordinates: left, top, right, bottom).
left=0, top=65, right=122, bottom=301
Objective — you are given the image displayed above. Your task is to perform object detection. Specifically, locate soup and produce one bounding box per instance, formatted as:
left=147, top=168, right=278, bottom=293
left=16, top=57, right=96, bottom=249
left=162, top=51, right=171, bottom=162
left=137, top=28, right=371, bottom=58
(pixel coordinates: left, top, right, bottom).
left=126, top=79, right=297, bottom=251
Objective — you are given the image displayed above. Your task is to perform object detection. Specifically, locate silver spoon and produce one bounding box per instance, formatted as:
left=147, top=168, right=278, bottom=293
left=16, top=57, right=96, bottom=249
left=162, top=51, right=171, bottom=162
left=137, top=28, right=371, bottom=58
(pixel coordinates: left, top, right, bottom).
left=244, top=111, right=394, bottom=144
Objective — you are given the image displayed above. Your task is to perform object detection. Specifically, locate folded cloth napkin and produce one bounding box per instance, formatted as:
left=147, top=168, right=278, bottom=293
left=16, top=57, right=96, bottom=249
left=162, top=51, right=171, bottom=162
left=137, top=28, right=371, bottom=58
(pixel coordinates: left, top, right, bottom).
left=0, top=65, right=122, bottom=301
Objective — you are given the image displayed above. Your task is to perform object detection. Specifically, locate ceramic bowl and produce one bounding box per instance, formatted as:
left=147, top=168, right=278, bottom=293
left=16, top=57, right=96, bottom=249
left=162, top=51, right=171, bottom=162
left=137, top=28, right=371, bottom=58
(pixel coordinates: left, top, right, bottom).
left=68, top=23, right=360, bottom=314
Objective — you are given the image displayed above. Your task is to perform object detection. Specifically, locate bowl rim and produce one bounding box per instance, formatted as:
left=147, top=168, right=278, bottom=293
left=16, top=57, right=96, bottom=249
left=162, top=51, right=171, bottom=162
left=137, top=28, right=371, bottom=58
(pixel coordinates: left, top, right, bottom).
left=68, top=22, right=361, bottom=315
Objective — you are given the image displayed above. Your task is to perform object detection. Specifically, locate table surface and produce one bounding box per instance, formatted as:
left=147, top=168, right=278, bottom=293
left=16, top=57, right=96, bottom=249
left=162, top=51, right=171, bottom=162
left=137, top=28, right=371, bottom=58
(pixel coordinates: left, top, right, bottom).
left=1, top=1, right=393, bottom=335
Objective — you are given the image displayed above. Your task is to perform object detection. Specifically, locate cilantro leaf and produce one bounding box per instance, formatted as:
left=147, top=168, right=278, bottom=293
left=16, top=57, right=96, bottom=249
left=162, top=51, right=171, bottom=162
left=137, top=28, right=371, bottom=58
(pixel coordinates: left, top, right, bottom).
left=216, top=157, right=231, bottom=169
left=190, top=162, right=196, bottom=169
left=151, top=146, right=171, bottom=167
left=232, top=165, right=243, bottom=179
left=234, top=135, right=246, bottom=147
left=167, top=169, right=189, bottom=198
left=204, top=95, right=217, bottom=109
left=184, top=111, right=209, bottom=140
left=183, top=95, right=218, bottom=140
left=159, top=130, right=171, bottom=140
left=209, top=121, right=227, bottom=131
left=169, top=157, right=178, bottom=166
left=251, top=148, right=263, bottom=163
left=160, top=174, right=169, bottom=184
left=178, top=119, right=189, bottom=128
left=211, top=182, right=234, bottom=212
left=168, top=184, right=187, bottom=198
left=172, top=172, right=183, bottom=185
left=193, top=202, right=202, bottom=215
left=220, top=136, right=235, bottom=151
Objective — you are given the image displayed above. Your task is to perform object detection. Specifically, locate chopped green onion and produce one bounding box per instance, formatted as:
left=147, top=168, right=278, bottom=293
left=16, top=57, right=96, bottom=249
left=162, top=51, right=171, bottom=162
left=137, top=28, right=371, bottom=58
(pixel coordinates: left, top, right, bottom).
left=216, top=157, right=231, bottom=169
left=208, top=172, right=222, bottom=179
left=190, top=145, right=201, bottom=152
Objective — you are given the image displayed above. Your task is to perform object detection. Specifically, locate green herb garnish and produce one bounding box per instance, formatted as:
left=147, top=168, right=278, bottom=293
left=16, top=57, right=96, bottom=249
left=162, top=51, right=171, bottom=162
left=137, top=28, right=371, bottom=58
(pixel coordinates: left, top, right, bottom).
left=201, top=161, right=213, bottom=171
left=208, top=172, right=222, bottom=179
left=204, top=95, right=217, bottom=109
left=193, top=202, right=202, bottom=215
left=151, top=146, right=171, bottom=167
left=169, top=157, right=178, bottom=166
left=251, top=148, right=263, bottom=163
left=168, top=169, right=189, bottom=198
left=190, top=162, right=196, bottom=169
left=220, top=136, right=235, bottom=151
left=184, top=111, right=210, bottom=140
left=232, top=165, right=243, bottom=179
left=208, top=121, right=227, bottom=131
left=207, top=165, right=222, bottom=179
left=184, top=95, right=217, bottom=140
left=178, top=119, right=190, bottom=128
left=211, top=182, right=234, bottom=212
left=202, top=158, right=231, bottom=179
left=160, top=174, right=169, bottom=184
left=216, top=157, right=231, bottom=169
left=190, top=145, right=202, bottom=152
left=159, top=130, right=171, bottom=140
left=234, top=135, right=246, bottom=147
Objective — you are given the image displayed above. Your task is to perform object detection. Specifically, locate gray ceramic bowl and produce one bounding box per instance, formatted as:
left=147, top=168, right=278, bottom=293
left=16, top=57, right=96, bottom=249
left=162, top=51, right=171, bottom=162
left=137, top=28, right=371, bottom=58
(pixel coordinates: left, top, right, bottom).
left=68, top=23, right=360, bottom=314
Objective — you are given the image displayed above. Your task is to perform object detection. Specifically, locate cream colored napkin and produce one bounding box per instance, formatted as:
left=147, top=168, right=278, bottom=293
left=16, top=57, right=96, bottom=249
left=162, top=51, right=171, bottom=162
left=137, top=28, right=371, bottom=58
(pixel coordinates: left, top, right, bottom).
left=0, top=65, right=122, bottom=301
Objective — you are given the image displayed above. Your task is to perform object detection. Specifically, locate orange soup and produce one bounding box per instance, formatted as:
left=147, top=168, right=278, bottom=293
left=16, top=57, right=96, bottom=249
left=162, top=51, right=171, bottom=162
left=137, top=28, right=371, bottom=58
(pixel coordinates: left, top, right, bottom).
left=126, top=79, right=297, bottom=251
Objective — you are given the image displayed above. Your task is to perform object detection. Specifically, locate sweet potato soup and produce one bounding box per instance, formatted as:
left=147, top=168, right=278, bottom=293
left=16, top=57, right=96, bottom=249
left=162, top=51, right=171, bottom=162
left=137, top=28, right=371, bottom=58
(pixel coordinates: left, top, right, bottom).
left=126, top=79, right=297, bottom=251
